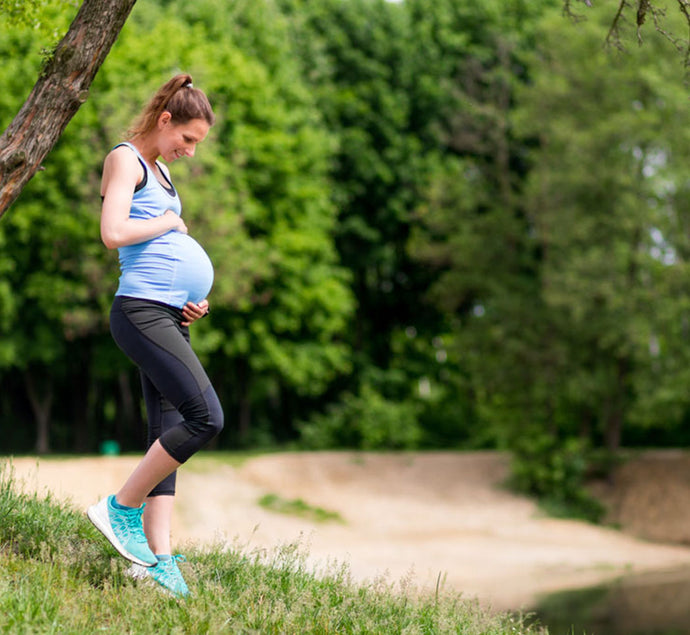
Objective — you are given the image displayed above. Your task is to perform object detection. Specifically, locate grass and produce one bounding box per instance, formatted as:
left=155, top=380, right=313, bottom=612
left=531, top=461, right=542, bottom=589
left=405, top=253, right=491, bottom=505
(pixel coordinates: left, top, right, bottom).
left=258, top=493, right=346, bottom=524
left=0, top=461, right=547, bottom=635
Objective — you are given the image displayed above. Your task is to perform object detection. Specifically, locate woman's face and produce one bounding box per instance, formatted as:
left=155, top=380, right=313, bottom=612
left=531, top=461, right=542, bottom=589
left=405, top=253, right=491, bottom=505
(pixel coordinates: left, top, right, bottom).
left=157, top=114, right=210, bottom=163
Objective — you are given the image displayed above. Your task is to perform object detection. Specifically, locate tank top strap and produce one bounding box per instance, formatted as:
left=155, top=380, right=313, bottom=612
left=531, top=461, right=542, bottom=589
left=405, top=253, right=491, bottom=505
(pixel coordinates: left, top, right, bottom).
left=112, top=142, right=176, bottom=197
left=113, top=142, right=148, bottom=193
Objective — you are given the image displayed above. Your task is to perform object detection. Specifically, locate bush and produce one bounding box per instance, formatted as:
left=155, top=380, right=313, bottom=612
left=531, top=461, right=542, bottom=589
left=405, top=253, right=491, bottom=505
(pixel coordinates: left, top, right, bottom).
left=298, top=383, right=422, bottom=450
left=509, top=433, right=605, bottom=522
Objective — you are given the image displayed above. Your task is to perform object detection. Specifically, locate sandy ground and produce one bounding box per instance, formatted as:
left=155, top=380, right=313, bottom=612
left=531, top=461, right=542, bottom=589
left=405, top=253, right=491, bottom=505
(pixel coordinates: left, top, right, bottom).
left=6, top=450, right=690, bottom=612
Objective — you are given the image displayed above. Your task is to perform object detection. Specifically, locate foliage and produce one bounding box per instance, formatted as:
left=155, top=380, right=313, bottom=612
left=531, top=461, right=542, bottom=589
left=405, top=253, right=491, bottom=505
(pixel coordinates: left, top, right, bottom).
left=0, top=0, right=354, bottom=450
left=514, top=4, right=690, bottom=451
left=279, top=0, right=515, bottom=451
left=509, top=433, right=605, bottom=522
left=0, top=464, right=545, bottom=634
left=258, top=492, right=345, bottom=523
left=5, top=0, right=690, bottom=518
left=279, top=0, right=447, bottom=370
left=299, top=380, right=423, bottom=450
left=409, top=0, right=690, bottom=502
left=0, top=4, right=115, bottom=452
left=0, top=0, right=62, bottom=30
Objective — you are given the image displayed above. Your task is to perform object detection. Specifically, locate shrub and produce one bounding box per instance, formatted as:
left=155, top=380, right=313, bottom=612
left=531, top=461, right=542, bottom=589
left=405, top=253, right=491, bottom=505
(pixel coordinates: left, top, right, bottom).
left=509, top=433, right=605, bottom=522
left=298, top=383, right=422, bottom=450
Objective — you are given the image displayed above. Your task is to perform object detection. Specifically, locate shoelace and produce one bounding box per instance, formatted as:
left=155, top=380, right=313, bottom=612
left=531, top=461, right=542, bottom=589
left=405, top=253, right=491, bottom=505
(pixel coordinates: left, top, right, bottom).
left=153, top=555, right=188, bottom=592
left=155, top=555, right=187, bottom=572
left=111, top=505, right=149, bottom=544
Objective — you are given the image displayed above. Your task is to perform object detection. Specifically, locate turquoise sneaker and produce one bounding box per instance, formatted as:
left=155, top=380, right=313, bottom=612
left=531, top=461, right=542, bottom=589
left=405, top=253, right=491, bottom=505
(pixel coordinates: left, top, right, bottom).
left=87, top=495, right=157, bottom=567
left=146, top=555, right=190, bottom=598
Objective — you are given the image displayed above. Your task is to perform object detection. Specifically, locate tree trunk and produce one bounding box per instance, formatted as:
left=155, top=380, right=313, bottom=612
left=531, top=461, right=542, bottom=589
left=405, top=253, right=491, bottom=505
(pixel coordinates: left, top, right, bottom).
left=24, top=370, right=54, bottom=455
left=236, top=358, right=252, bottom=441
left=0, top=0, right=137, bottom=217
left=605, top=355, right=631, bottom=452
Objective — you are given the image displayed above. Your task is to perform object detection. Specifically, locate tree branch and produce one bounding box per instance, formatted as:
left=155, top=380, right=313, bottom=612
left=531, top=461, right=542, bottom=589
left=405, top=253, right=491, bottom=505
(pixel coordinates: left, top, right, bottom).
left=569, top=0, right=690, bottom=63
left=605, top=0, right=632, bottom=50
left=0, top=0, right=137, bottom=218
left=676, top=0, right=690, bottom=65
left=563, top=0, right=593, bottom=23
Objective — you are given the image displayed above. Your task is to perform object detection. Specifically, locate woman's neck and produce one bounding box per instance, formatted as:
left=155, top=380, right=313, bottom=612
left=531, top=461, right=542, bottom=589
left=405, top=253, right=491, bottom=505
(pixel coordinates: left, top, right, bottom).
left=130, top=135, right=159, bottom=166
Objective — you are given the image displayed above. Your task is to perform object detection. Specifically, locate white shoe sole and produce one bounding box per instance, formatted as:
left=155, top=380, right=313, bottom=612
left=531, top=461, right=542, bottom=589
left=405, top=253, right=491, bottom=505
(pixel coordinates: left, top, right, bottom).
left=87, top=497, right=155, bottom=567
left=125, top=563, right=151, bottom=581
left=125, top=563, right=184, bottom=598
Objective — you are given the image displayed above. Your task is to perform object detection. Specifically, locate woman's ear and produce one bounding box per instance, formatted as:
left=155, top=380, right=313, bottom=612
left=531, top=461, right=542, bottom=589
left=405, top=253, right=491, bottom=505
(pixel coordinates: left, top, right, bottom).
left=158, top=110, right=172, bottom=128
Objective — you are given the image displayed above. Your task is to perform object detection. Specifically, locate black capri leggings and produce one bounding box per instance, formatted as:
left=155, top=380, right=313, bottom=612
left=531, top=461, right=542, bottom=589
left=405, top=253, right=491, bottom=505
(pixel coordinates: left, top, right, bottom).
left=110, top=296, right=224, bottom=496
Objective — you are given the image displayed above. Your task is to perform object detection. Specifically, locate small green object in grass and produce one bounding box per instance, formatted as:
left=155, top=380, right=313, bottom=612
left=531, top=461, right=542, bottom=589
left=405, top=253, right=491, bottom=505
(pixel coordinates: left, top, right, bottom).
left=258, top=493, right=345, bottom=524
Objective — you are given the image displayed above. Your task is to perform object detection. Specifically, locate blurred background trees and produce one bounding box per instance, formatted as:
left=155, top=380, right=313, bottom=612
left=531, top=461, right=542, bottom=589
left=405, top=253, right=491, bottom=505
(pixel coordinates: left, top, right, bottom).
left=2, top=0, right=690, bottom=514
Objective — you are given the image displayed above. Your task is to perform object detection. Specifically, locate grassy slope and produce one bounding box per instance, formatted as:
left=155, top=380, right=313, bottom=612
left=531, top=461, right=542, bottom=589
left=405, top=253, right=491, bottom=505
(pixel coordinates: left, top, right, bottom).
left=0, top=464, right=546, bottom=634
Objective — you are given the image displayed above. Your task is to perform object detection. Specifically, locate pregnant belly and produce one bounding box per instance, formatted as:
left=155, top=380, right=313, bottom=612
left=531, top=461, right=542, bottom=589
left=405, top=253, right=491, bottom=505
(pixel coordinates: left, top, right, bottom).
left=170, top=232, right=214, bottom=305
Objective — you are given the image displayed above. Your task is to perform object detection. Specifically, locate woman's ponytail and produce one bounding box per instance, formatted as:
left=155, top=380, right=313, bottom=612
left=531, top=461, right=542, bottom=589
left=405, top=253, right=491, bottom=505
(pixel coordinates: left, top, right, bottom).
left=127, top=74, right=215, bottom=139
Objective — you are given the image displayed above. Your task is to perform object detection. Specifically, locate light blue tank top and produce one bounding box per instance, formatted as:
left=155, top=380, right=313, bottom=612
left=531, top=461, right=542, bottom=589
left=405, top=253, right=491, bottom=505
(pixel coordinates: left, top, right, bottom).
left=114, top=142, right=214, bottom=308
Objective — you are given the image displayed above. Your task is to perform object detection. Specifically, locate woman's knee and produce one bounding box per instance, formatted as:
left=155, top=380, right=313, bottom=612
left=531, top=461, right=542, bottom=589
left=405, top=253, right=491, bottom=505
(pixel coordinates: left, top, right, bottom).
left=206, top=393, right=224, bottom=437
left=178, top=386, right=223, bottom=439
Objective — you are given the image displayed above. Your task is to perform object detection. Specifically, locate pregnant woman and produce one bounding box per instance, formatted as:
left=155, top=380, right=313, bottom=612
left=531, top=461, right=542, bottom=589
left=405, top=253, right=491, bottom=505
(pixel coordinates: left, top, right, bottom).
left=87, top=74, right=223, bottom=597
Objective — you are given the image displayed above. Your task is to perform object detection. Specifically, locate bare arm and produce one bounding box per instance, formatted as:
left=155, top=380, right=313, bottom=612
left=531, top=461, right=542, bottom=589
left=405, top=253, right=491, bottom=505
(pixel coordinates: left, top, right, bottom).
left=100, top=146, right=187, bottom=249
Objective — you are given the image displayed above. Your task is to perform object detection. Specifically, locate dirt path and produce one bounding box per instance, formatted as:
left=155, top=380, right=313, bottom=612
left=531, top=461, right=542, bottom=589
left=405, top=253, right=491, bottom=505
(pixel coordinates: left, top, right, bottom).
left=7, top=451, right=690, bottom=611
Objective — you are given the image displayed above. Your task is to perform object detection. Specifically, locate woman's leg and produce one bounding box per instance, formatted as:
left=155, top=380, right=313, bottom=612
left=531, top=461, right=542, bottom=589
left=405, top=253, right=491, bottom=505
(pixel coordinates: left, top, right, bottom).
left=116, top=439, right=179, bottom=509
left=115, top=367, right=182, bottom=546
left=142, top=494, right=176, bottom=555
left=89, top=297, right=223, bottom=568
left=132, top=373, right=183, bottom=555
left=111, top=298, right=223, bottom=545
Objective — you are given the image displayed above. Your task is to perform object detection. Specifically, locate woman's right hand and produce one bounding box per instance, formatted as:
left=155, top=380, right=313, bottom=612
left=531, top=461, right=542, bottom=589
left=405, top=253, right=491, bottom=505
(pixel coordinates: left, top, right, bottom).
left=165, top=209, right=188, bottom=234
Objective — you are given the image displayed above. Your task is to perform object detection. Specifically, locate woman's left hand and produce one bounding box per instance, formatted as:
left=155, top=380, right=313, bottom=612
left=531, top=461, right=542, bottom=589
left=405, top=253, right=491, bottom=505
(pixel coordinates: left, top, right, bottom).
left=181, top=299, right=210, bottom=326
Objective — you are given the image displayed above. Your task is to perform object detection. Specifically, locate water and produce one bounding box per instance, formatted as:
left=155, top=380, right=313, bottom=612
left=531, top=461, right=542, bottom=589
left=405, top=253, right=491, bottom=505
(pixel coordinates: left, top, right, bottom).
left=526, top=568, right=690, bottom=635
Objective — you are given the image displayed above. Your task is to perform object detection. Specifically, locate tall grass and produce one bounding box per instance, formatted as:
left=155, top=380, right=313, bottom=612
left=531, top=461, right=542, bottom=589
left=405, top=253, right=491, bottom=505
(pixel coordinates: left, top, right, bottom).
left=0, top=462, right=546, bottom=634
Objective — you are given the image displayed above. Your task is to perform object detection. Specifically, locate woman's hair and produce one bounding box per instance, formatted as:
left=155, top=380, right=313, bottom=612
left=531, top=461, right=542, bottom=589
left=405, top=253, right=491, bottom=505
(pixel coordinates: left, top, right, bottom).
left=127, top=74, right=215, bottom=139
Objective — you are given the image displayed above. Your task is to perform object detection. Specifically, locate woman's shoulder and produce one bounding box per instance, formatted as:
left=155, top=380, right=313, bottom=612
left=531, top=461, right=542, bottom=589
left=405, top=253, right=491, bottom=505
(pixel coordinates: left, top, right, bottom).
left=107, top=143, right=139, bottom=162
left=102, top=144, right=147, bottom=193
left=104, top=144, right=146, bottom=174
